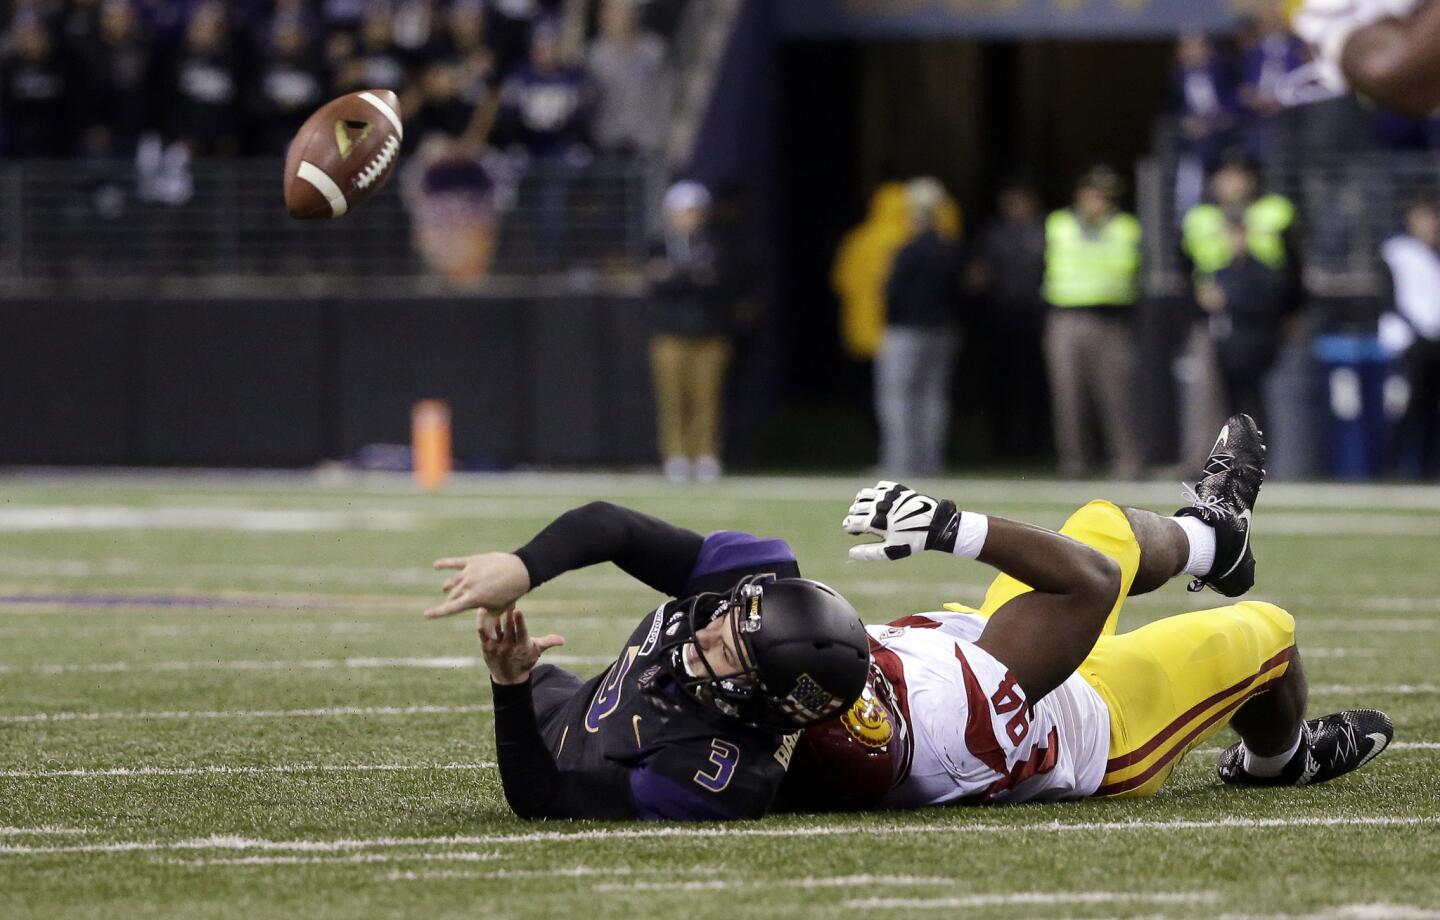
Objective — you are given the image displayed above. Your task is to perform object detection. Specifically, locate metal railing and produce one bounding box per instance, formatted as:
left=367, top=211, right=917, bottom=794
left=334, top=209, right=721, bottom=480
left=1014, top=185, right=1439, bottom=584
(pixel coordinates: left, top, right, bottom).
left=0, top=155, right=656, bottom=296
left=1139, top=121, right=1440, bottom=300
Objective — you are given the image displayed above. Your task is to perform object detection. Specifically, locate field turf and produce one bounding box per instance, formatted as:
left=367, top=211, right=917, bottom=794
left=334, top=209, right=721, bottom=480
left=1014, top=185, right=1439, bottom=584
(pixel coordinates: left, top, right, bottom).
left=1, top=472, right=1437, bottom=919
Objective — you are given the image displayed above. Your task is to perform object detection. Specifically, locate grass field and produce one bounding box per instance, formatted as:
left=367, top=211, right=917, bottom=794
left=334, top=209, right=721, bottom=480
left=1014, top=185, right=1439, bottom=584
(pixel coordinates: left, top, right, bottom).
left=1, top=471, right=1437, bottom=919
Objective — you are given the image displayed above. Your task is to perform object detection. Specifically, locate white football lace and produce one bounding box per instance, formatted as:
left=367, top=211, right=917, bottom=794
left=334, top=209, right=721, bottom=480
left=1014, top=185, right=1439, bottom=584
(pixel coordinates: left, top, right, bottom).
left=355, top=135, right=400, bottom=190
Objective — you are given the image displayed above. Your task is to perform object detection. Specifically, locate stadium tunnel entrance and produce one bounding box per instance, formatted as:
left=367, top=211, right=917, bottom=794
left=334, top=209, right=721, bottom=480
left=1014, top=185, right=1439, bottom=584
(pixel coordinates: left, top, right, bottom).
left=768, top=37, right=1174, bottom=468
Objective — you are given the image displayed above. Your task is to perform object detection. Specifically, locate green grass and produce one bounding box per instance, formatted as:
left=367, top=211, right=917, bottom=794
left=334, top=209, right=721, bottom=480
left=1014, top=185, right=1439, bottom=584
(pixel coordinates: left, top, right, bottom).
left=1, top=472, right=1438, bottom=919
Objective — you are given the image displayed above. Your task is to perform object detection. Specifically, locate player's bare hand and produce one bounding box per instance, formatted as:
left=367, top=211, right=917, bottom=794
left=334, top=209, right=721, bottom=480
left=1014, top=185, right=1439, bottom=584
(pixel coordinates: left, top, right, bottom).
left=424, top=552, right=531, bottom=619
left=478, top=607, right=565, bottom=685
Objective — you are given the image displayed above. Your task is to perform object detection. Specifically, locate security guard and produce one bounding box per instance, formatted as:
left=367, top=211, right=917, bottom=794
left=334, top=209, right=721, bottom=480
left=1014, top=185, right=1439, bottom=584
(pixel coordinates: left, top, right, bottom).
left=1043, top=165, right=1146, bottom=480
left=1180, top=155, right=1302, bottom=453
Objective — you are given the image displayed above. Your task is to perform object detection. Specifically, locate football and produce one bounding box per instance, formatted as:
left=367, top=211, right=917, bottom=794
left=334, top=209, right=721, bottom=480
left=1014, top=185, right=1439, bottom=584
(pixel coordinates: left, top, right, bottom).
left=283, top=89, right=404, bottom=220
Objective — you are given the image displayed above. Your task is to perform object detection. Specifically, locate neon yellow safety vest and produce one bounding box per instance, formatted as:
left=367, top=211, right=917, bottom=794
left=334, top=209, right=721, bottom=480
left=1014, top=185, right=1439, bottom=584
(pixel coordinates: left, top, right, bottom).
left=1043, top=210, right=1142, bottom=308
left=1182, top=194, right=1295, bottom=275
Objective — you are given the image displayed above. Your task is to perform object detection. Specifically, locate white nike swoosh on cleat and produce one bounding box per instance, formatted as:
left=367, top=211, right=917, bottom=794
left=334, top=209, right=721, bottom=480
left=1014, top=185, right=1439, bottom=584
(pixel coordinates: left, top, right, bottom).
left=1216, top=509, right=1252, bottom=579
left=1353, top=733, right=1390, bottom=769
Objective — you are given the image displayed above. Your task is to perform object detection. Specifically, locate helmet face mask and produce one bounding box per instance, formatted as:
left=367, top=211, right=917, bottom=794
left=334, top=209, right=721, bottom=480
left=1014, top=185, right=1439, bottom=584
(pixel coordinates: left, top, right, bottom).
left=647, top=574, right=869, bottom=733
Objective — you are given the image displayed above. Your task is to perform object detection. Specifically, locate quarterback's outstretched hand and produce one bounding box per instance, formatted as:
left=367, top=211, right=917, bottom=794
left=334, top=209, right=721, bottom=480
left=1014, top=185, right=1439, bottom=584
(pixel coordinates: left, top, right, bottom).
left=425, top=552, right=531, bottom=619
left=478, top=607, right=565, bottom=685
left=842, top=481, right=961, bottom=562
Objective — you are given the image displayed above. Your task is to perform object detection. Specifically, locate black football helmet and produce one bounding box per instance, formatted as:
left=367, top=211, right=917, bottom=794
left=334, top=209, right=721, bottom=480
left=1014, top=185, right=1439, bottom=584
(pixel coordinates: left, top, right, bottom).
left=645, top=574, right=870, bottom=732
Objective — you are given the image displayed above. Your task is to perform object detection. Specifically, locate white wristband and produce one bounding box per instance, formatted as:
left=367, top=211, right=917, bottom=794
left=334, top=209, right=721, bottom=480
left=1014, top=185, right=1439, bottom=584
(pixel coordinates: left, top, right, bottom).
left=951, top=513, right=989, bottom=560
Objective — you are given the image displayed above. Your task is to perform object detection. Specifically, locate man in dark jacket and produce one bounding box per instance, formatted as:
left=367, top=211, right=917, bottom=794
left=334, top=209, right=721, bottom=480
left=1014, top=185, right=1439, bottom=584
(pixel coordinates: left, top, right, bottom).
left=877, top=178, right=967, bottom=477
left=648, top=181, right=747, bottom=482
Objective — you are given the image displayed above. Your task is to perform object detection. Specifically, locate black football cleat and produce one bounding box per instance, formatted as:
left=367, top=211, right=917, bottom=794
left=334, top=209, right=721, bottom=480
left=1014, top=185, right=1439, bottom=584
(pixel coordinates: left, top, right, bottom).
left=1216, top=709, right=1394, bottom=787
left=1175, top=413, right=1266, bottom=597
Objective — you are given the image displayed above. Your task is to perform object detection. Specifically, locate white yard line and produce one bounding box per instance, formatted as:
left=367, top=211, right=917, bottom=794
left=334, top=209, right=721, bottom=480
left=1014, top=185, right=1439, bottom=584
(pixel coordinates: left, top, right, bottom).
left=0, top=762, right=494, bottom=779
left=168, top=851, right=504, bottom=867
left=842, top=891, right=1217, bottom=909
left=593, top=874, right=1019, bottom=893
left=2, top=816, right=1434, bottom=856
left=0, top=704, right=495, bottom=725
left=0, top=827, right=92, bottom=836
left=0, top=655, right=612, bottom=675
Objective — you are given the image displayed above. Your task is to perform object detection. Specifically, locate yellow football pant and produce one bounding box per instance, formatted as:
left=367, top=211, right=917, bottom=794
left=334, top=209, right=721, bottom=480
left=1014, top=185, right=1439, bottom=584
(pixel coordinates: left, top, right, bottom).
left=946, top=500, right=1296, bottom=798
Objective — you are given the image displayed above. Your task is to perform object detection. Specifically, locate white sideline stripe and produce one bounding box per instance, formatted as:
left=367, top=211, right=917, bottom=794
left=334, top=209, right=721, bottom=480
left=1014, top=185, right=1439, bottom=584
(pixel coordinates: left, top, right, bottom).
left=1228, top=905, right=1440, bottom=920
left=0, top=655, right=612, bottom=675
left=296, top=162, right=347, bottom=218
left=0, top=762, right=494, bottom=779
left=357, top=92, right=403, bottom=138
left=2, top=816, right=1434, bottom=856
left=842, top=891, right=1216, bottom=909
left=0, top=505, right=416, bottom=532
left=0, top=704, right=494, bottom=725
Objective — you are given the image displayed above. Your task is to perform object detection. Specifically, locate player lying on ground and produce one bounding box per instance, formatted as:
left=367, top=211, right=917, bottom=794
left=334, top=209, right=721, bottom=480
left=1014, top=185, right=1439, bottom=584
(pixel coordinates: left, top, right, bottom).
left=1291, top=0, right=1440, bottom=116
left=424, top=506, right=869, bottom=820
left=782, top=415, right=1394, bottom=809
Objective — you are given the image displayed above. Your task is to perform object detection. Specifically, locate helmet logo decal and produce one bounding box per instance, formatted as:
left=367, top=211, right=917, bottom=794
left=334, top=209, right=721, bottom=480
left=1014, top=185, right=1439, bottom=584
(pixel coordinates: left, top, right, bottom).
left=638, top=603, right=666, bottom=656
left=841, top=687, right=894, bottom=750
left=778, top=673, right=845, bottom=724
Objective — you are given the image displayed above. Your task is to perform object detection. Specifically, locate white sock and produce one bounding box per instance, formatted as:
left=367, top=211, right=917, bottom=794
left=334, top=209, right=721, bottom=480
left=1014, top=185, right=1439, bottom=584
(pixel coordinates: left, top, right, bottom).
left=1242, top=726, right=1304, bottom=777
left=1171, top=515, right=1217, bottom=578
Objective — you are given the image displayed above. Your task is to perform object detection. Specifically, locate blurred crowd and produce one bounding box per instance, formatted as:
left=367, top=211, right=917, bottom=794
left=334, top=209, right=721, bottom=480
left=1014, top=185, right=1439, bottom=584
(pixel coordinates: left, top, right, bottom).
left=0, top=0, right=684, bottom=283
left=0, top=0, right=681, bottom=160
left=1169, top=5, right=1440, bottom=214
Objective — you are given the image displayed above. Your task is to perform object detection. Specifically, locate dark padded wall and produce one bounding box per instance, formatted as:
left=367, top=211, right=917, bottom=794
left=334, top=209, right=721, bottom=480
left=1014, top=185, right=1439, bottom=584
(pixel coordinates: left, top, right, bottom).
left=140, top=300, right=326, bottom=465
left=1, top=295, right=657, bottom=468
left=0, top=300, right=138, bottom=463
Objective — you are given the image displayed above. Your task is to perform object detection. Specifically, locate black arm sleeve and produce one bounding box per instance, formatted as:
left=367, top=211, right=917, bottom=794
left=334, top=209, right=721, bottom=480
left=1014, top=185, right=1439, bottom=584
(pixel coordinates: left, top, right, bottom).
left=491, top=679, right=638, bottom=820
left=513, top=501, right=705, bottom=597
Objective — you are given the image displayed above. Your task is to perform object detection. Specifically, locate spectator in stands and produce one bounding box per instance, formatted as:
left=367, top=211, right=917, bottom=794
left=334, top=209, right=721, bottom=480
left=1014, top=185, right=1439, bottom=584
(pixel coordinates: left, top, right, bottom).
left=169, top=2, right=242, bottom=156
left=253, top=15, right=328, bottom=155
left=1171, top=31, right=1239, bottom=215
left=496, top=17, right=592, bottom=267
left=71, top=0, right=153, bottom=158
left=648, top=180, right=738, bottom=482
left=876, top=178, right=967, bottom=477
left=1237, top=4, right=1306, bottom=163
left=403, top=2, right=498, bottom=152
left=969, top=178, right=1049, bottom=457
left=487, top=0, right=565, bottom=79
left=334, top=2, right=407, bottom=94
left=588, top=0, right=670, bottom=157
left=1180, top=153, right=1300, bottom=448
left=495, top=17, right=592, bottom=160
left=1042, top=165, right=1146, bottom=480
left=1379, top=199, right=1440, bottom=479
left=0, top=12, right=72, bottom=156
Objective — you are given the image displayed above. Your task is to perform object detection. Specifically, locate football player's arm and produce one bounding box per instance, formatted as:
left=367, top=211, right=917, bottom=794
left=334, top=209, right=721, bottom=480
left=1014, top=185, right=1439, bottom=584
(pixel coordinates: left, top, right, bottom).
left=490, top=679, right=639, bottom=819
left=969, top=519, right=1120, bottom=701
left=1341, top=1, right=1440, bottom=116
left=514, top=501, right=704, bottom=596
left=844, top=482, right=1119, bottom=700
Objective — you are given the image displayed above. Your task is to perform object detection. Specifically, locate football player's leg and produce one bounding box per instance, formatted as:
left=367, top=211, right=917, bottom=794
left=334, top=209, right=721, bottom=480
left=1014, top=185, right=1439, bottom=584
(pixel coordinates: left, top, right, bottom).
left=1082, top=600, right=1298, bottom=797
left=969, top=499, right=1140, bottom=636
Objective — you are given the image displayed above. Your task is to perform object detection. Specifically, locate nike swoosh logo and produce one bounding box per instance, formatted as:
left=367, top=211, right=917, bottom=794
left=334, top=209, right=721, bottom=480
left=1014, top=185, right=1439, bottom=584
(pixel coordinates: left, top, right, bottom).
left=1353, top=732, right=1389, bottom=769
left=896, top=500, right=934, bottom=524
left=1217, top=509, right=1252, bottom=579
